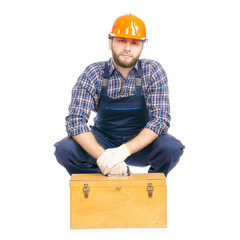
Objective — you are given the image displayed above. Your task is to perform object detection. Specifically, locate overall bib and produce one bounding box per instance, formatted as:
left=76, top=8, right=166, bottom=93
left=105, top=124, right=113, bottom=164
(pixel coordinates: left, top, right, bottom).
left=54, top=60, right=185, bottom=176
left=93, top=60, right=148, bottom=144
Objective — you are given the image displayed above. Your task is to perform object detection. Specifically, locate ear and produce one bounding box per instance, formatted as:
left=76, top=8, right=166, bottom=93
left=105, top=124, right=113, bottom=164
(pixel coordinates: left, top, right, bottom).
left=108, top=39, right=112, bottom=50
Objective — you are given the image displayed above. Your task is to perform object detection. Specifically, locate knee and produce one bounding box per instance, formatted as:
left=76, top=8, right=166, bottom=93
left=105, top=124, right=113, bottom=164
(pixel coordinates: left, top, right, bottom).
left=154, top=134, right=185, bottom=159
left=163, top=140, right=184, bottom=158
left=54, top=137, right=76, bottom=164
left=148, top=134, right=185, bottom=176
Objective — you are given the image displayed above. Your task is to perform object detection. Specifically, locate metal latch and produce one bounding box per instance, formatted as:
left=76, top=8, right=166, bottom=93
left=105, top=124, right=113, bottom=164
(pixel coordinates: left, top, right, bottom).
left=83, top=184, right=90, bottom=198
left=146, top=183, right=154, bottom=198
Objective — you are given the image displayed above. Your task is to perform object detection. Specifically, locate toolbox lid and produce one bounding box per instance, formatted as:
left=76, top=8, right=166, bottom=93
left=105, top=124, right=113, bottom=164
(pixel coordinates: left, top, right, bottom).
left=70, top=173, right=166, bottom=188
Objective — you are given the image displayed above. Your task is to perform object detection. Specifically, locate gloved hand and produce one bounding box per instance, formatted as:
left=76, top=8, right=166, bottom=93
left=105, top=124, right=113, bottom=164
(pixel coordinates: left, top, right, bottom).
left=97, top=144, right=131, bottom=175
left=107, top=162, right=130, bottom=176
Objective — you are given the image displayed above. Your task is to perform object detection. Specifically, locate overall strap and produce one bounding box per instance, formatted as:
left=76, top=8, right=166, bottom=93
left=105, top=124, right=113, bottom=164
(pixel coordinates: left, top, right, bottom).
left=135, top=60, right=142, bottom=95
left=100, top=62, right=110, bottom=96
left=102, top=62, right=110, bottom=86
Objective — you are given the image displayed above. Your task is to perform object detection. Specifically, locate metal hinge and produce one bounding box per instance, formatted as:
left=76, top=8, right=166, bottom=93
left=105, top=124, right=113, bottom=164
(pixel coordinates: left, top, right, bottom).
left=83, top=184, right=90, bottom=198
left=146, top=183, right=154, bottom=198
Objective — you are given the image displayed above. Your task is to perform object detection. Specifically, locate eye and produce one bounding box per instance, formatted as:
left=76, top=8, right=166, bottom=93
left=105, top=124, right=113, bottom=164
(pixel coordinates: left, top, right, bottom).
left=132, top=41, right=140, bottom=46
left=118, top=38, right=126, bottom=43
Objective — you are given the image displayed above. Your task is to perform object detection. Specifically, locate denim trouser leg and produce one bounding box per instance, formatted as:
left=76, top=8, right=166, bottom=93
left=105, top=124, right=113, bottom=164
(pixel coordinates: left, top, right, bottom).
left=54, top=132, right=185, bottom=176
left=54, top=137, right=101, bottom=175
left=125, top=134, right=185, bottom=177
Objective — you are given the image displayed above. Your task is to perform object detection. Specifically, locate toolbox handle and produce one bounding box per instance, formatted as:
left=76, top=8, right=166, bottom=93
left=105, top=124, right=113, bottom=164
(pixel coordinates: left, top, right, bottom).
left=106, top=166, right=130, bottom=177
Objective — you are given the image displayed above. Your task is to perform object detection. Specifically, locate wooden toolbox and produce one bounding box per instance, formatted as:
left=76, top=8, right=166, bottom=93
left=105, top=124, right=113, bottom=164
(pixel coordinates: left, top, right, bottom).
left=70, top=173, right=167, bottom=229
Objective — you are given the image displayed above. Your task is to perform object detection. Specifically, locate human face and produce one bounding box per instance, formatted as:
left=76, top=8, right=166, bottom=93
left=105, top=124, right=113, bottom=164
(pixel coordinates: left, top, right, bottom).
left=109, top=37, right=144, bottom=69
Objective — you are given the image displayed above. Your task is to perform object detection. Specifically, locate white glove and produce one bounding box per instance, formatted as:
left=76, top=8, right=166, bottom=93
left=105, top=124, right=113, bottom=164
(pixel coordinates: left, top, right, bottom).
left=107, top=162, right=130, bottom=176
left=97, top=144, right=131, bottom=175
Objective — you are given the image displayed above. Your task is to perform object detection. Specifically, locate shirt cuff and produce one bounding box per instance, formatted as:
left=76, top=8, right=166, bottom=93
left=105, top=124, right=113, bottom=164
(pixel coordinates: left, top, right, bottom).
left=145, top=120, right=169, bottom=136
left=66, top=124, right=91, bottom=136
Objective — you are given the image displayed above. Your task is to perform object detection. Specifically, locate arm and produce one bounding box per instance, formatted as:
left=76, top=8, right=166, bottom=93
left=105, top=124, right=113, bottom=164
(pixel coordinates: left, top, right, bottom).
left=124, top=128, right=158, bottom=154
left=72, top=132, right=105, bottom=159
left=126, top=61, right=170, bottom=154
left=66, top=67, right=103, bottom=158
left=66, top=72, right=93, bottom=136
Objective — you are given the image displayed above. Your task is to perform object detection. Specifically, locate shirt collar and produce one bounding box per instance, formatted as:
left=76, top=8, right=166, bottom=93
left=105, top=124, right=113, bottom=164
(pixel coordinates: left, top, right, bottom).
left=108, top=58, right=138, bottom=76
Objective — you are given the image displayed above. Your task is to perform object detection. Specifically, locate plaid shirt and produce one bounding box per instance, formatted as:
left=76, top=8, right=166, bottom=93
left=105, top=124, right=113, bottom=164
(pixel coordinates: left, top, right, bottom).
left=66, top=58, right=171, bottom=136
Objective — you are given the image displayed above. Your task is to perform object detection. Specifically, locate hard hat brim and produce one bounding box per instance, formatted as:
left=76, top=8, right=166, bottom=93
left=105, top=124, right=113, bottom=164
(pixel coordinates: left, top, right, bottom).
left=108, top=34, right=147, bottom=43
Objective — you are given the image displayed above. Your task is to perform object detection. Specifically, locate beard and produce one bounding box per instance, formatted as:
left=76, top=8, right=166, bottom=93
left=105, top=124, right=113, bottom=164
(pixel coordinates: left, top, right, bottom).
left=112, top=49, right=141, bottom=68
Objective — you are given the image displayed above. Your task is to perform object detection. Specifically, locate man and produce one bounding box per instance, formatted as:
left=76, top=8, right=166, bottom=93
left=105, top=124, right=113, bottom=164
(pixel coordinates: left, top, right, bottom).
left=54, top=14, right=185, bottom=177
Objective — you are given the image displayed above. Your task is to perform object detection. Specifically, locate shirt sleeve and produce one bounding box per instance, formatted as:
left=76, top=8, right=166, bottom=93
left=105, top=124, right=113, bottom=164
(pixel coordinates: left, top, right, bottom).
left=145, top=61, right=171, bottom=135
left=65, top=71, right=96, bottom=136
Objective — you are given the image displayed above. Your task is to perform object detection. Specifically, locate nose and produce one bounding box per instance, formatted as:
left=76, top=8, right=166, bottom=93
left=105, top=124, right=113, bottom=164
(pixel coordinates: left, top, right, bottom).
left=124, top=41, right=131, bottom=51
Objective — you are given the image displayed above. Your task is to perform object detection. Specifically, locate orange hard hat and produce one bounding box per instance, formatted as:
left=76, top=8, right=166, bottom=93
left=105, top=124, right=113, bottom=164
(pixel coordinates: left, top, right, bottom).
left=109, top=14, right=147, bottom=42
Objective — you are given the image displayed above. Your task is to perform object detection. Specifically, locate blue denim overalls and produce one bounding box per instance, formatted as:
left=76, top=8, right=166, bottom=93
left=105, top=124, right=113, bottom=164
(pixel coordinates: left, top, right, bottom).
left=54, top=60, right=185, bottom=176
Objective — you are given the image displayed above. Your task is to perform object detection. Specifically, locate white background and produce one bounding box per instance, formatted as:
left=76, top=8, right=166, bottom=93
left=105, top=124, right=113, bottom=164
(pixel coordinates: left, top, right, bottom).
left=1, top=0, right=240, bottom=239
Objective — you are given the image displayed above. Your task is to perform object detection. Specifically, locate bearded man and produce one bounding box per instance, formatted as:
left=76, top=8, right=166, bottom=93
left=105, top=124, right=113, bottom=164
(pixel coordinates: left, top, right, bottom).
left=54, top=14, right=185, bottom=177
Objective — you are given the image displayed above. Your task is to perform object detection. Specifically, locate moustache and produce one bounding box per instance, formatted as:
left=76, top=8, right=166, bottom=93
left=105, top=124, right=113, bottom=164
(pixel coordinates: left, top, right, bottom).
left=120, top=52, right=133, bottom=57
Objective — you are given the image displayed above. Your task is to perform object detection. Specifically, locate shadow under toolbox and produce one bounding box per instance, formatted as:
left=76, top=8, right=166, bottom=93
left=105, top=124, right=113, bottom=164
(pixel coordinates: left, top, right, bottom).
left=70, top=173, right=167, bottom=229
